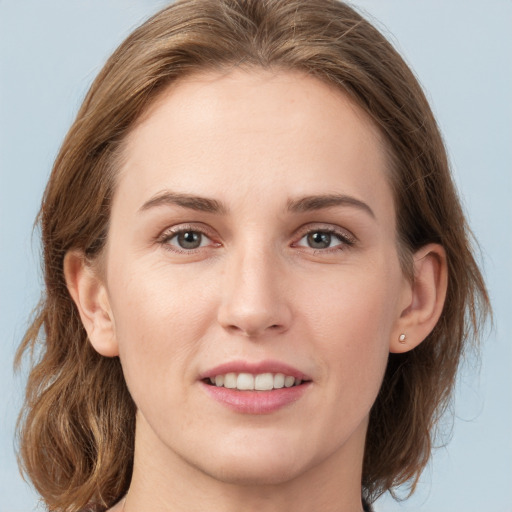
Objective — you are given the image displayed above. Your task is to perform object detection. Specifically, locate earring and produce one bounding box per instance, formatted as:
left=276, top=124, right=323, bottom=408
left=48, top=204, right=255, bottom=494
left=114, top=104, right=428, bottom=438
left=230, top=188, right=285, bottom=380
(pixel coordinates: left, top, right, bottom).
left=398, top=333, right=406, bottom=343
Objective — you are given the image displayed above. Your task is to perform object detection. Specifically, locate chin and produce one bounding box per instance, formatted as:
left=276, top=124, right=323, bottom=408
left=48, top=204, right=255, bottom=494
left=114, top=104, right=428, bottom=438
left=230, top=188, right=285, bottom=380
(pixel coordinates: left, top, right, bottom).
left=186, top=434, right=321, bottom=487
left=202, top=455, right=308, bottom=487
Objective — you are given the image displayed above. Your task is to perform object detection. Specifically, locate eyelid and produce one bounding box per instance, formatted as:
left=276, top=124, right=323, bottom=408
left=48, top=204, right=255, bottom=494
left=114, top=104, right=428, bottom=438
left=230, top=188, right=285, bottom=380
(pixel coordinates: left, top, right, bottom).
left=292, top=223, right=357, bottom=246
left=157, top=223, right=220, bottom=251
left=154, top=222, right=356, bottom=254
left=158, top=222, right=213, bottom=238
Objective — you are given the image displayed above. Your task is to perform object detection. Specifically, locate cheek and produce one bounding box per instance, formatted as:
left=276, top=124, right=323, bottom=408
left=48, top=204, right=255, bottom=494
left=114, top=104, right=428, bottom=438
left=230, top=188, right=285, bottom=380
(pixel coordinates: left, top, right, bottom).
left=302, top=260, right=401, bottom=394
left=304, top=260, right=401, bottom=341
left=107, top=260, right=218, bottom=392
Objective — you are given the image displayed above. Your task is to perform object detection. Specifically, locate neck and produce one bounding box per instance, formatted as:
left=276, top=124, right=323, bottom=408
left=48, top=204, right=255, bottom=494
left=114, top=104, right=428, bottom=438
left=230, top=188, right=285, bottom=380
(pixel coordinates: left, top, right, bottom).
left=121, top=413, right=367, bottom=512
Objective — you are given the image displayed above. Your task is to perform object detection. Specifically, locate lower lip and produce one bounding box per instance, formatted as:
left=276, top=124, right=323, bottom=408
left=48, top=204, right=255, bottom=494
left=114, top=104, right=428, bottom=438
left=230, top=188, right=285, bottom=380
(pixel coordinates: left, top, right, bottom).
left=201, top=381, right=311, bottom=414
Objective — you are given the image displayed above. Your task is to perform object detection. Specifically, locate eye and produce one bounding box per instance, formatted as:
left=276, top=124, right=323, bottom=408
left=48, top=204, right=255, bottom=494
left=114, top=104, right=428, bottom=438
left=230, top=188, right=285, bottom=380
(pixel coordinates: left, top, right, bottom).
left=173, top=230, right=207, bottom=249
left=304, top=231, right=338, bottom=249
left=294, top=227, right=355, bottom=251
left=160, top=227, right=216, bottom=252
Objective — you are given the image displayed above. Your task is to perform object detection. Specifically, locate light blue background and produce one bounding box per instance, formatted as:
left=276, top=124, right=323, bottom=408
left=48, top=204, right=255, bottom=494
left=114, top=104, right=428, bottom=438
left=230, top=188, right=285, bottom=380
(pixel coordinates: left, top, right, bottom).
left=1, top=1, right=510, bottom=511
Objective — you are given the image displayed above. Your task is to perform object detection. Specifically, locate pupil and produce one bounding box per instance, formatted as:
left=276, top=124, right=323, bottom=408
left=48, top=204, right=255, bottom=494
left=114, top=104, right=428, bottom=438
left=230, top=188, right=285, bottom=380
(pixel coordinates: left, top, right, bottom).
left=308, top=232, right=331, bottom=249
left=178, top=231, right=201, bottom=249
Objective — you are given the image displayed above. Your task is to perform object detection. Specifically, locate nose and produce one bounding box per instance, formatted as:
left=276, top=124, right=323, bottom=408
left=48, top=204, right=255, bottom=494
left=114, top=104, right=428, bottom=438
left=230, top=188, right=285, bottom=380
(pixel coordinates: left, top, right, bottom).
left=217, top=247, right=292, bottom=338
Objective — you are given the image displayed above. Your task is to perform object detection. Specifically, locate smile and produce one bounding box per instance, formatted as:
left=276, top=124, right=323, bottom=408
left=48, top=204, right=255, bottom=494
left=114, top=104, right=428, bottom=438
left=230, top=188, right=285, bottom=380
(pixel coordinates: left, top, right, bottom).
left=200, top=361, right=311, bottom=413
left=206, top=372, right=302, bottom=391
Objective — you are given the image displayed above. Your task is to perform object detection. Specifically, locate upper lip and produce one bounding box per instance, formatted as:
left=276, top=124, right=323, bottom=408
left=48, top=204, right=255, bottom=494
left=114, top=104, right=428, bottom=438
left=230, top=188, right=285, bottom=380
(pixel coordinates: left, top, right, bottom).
left=199, top=360, right=311, bottom=381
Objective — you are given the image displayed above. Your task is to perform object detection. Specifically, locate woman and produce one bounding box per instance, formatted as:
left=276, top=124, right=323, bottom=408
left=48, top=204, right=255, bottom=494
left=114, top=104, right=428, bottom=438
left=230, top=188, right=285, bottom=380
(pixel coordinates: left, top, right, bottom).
left=15, top=1, right=489, bottom=511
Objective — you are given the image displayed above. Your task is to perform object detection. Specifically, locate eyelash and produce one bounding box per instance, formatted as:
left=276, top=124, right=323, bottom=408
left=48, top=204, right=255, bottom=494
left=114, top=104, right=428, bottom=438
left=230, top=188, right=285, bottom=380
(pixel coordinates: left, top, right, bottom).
left=292, top=226, right=356, bottom=253
left=156, top=224, right=356, bottom=255
left=157, top=224, right=219, bottom=254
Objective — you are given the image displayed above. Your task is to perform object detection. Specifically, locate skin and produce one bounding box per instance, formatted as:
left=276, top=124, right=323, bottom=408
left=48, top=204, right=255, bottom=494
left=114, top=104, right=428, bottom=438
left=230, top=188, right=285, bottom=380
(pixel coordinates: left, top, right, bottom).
left=65, top=69, right=447, bottom=512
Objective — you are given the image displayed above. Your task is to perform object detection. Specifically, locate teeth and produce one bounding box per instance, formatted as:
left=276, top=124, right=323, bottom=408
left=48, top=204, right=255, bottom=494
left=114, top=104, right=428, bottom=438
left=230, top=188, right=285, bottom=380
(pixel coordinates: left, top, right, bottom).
left=224, top=373, right=237, bottom=389
left=274, top=373, right=285, bottom=389
left=254, top=373, right=273, bottom=391
left=207, top=372, right=303, bottom=391
left=284, top=375, right=295, bottom=388
left=237, top=373, right=254, bottom=390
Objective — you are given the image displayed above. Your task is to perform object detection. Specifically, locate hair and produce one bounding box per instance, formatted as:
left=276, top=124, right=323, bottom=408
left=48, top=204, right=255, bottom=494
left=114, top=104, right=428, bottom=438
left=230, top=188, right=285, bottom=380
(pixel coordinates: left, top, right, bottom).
left=16, top=0, right=490, bottom=511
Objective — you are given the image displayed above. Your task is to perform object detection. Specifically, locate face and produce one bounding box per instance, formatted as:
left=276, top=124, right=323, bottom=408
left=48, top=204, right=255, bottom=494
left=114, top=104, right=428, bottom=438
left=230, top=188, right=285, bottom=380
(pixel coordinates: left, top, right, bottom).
left=101, top=69, right=411, bottom=485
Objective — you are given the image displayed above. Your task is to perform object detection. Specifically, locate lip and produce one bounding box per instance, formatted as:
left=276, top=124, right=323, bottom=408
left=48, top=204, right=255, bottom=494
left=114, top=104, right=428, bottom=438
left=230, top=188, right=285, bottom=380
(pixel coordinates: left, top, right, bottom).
left=199, top=359, right=312, bottom=414
left=199, top=360, right=311, bottom=381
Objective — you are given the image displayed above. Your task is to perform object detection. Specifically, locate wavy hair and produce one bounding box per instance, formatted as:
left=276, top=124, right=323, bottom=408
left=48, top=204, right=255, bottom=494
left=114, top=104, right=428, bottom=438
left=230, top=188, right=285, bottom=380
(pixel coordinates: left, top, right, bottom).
left=16, top=0, right=490, bottom=510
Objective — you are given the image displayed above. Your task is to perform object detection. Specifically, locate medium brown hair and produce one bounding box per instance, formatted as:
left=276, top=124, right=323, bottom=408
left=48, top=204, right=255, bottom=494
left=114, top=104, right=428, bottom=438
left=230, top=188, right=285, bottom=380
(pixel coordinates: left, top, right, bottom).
left=16, top=1, right=490, bottom=510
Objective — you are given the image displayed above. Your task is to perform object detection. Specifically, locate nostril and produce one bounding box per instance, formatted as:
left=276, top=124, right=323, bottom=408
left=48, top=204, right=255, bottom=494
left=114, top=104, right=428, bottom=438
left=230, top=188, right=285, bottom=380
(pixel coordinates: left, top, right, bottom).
left=224, top=322, right=283, bottom=336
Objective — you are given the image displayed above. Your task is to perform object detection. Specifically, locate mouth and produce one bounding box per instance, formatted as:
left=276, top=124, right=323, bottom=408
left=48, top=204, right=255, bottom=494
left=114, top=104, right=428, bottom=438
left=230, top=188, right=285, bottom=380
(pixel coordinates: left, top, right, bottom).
left=199, top=361, right=311, bottom=414
left=203, top=372, right=305, bottom=391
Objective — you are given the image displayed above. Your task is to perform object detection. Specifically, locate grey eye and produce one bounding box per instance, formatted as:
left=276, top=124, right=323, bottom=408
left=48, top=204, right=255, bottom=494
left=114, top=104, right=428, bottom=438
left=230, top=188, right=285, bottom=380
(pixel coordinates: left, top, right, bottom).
left=175, top=231, right=204, bottom=249
left=306, top=231, right=334, bottom=249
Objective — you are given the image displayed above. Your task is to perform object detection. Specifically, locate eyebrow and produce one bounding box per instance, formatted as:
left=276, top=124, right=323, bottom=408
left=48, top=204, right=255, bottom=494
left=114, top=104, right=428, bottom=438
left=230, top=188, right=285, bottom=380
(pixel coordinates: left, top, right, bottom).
left=287, top=194, right=375, bottom=218
left=139, top=191, right=228, bottom=214
left=139, top=190, right=374, bottom=218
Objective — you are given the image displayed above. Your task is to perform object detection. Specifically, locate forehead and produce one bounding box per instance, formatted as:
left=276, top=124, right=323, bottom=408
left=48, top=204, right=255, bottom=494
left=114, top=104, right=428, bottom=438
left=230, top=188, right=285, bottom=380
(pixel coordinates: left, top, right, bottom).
left=116, top=68, right=392, bottom=218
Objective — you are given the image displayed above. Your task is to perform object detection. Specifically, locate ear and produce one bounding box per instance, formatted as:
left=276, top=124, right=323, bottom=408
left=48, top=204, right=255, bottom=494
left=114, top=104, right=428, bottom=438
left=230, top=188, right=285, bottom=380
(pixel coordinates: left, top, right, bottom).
left=390, top=243, right=448, bottom=354
left=64, top=250, right=119, bottom=357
